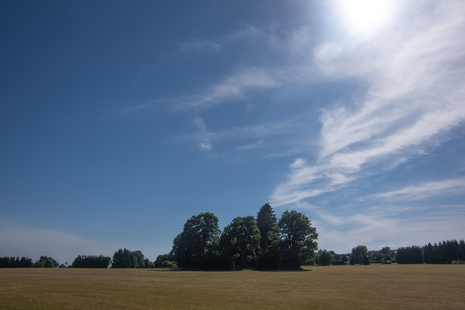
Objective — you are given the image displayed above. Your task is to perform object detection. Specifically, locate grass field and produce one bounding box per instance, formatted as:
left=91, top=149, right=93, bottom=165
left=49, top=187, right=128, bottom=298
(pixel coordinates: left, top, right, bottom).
left=1, top=264, right=464, bottom=309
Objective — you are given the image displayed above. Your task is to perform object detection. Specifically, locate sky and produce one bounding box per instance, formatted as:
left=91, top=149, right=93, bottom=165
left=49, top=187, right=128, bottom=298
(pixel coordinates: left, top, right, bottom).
left=1, top=0, right=465, bottom=264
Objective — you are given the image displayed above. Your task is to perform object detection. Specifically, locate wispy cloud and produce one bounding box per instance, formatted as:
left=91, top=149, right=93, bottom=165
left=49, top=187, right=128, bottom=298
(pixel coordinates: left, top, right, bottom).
left=271, top=1, right=465, bottom=206
left=373, top=178, right=465, bottom=201
left=172, top=67, right=280, bottom=110
left=192, top=117, right=212, bottom=151
left=187, top=115, right=303, bottom=153
left=180, top=39, right=222, bottom=54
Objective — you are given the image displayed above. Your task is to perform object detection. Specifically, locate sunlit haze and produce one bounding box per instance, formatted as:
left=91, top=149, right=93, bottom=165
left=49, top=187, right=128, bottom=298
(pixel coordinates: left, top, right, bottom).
left=338, top=0, right=396, bottom=35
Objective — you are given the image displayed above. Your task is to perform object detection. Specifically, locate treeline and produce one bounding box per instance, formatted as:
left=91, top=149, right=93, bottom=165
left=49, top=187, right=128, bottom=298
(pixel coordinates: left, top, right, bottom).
left=318, top=240, right=465, bottom=266
left=72, top=255, right=111, bottom=268
left=397, top=240, right=465, bottom=264
left=167, top=204, right=318, bottom=270
left=112, top=249, right=153, bottom=268
left=0, top=257, right=33, bottom=268
left=71, top=249, right=154, bottom=268
left=0, top=256, right=59, bottom=268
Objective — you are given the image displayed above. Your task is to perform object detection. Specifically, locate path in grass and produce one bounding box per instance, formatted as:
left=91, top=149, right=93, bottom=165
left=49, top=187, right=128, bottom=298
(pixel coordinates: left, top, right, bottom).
left=1, top=264, right=464, bottom=309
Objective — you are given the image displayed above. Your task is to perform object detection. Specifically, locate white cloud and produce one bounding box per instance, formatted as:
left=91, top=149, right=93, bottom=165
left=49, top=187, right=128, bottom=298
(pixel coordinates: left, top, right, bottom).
left=373, top=178, right=465, bottom=201
left=192, top=117, right=212, bottom=151
left=290, top=158, right=307, bottom=169
left=237, top=140, right=264, bottom=151
left=271, top=0, right=465, bottom=207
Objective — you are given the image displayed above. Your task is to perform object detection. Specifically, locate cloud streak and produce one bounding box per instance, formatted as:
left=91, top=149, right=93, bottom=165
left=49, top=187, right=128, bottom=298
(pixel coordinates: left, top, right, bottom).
left=271, top=0, right=465, bottom=207
left=373, top=178, right=465, bottom=201
left=187, top=115, right=304, bottom=153
left=172, top=67, right=280, bottom=111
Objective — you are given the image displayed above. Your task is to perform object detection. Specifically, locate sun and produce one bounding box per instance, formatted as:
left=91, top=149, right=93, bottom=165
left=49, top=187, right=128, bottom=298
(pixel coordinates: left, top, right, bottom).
left=338, top=0, right=396, bottom=36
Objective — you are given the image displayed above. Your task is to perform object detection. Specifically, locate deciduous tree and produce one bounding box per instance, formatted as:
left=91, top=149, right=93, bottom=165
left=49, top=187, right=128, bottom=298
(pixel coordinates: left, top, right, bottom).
left=278, top=210, right=318, bottom=269
left=171, top=212, right=220, bottom=269
left=220, top=216, right=261, bottom=269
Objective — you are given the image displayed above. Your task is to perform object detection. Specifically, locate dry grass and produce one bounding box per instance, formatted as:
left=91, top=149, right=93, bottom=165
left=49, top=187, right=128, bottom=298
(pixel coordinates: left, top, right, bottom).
left=1, top=264, right=464, bottom=309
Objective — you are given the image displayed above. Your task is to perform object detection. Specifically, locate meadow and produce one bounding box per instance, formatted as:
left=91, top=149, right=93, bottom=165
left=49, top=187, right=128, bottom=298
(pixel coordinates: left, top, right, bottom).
left=1, top=264, right=464, bottom=309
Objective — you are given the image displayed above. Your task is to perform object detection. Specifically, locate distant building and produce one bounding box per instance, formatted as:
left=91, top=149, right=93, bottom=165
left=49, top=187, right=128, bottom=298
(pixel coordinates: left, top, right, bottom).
left=60, top=262, right=70, bottom=268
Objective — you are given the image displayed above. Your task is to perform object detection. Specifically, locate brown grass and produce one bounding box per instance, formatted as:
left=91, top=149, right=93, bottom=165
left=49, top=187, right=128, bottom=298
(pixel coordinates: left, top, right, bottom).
left=1, top=264, right=464, bottom=309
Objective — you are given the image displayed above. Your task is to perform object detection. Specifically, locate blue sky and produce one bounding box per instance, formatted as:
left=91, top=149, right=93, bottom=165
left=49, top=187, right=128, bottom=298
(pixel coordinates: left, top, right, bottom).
left=1, top=0, right=465, bottom=264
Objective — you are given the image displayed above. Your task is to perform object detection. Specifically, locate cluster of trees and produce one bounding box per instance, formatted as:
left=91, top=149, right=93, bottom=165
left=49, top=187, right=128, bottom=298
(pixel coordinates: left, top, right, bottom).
left=308, top=239, right=464, bottom=266
left=397, top=240, right=465, bottom=264
left=396, top=246, right=423, bottom=264
left=169, top=204, right=318, bottom=270
left=72, top=255, right=112, bottom=268
left=72, top=249, right=154, bottom=268
left=423, top=240, right=465, bottom=264
left=112, top=249, right=153, bottom=268
left=0, top=257, right=33, bottom=268
left=312, top=247, right=396, bottom=266
left=35, top=256, right=59, bottom=268
left=0, top=256, right=59, bottom=268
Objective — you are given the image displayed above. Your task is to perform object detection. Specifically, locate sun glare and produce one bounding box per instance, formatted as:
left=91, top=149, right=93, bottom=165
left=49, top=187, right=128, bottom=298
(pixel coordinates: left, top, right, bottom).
left=338, top=0, right=396, bottom=36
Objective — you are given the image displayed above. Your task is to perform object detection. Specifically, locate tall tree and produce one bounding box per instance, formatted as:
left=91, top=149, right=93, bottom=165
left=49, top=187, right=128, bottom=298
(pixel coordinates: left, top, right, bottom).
left=171, top=212, right=220, bottom=269
left=278, top=210, right=318, bottom=269
left=350, top=246, right=368, bottom=265
left=256, top=203, right=280, bottom=270
left=256, top=203, right=277, bottom=250
left=220, top=216, right=261, bottom=269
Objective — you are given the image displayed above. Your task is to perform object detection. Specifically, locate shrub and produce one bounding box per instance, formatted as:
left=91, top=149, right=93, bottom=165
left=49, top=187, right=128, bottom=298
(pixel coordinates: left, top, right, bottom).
left=160, top=260, right=177, bottom=268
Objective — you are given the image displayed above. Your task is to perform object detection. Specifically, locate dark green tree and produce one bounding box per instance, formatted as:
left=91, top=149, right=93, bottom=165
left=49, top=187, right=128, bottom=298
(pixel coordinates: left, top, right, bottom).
left=349, top=250, right=356, bottom=265
left=112, top=248, right=137, bottom=268
left=171, top=212, right=221, bottom=269
left=256, top=204, right=281, bottom=270
left=256, top=203, right=277, bottom=251
left=277, top=210, right=318, bottom=269
left=350, top=245, right=368, bottom=265
left=423, top=243, right=434, bottom=264
left=319, top=250, right=333, bottom=266
left=132, top=251, right=146, bottom=268
left=363, top=254, right=370, bottom=265
left=220, top=216, right=261, bottom=269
